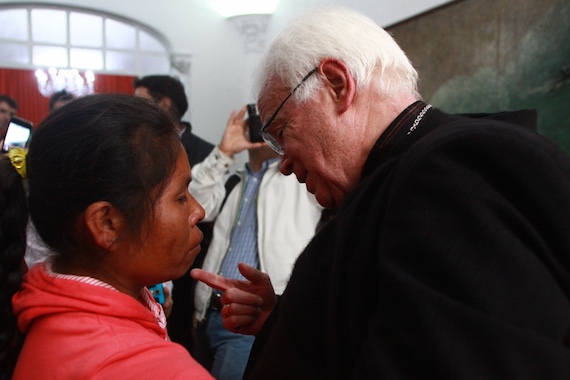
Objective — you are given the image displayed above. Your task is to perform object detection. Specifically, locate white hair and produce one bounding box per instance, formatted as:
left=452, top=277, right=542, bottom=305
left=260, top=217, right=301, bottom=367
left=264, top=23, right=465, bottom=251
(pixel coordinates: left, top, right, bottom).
left=255, top=6, right=420, bottom=102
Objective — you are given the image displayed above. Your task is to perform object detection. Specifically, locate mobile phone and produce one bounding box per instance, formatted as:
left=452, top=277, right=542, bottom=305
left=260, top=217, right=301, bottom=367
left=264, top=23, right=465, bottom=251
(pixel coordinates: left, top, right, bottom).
left=247, top=103, right=264, bottom=143
left=2, top=117, right=33, bottom=153
left=148, top=283, right=165, bottom=304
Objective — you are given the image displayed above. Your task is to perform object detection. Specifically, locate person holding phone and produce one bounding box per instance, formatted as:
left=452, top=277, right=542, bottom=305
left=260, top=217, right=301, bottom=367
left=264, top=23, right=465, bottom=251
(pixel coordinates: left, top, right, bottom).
left=189, top=105, right=323, bottom=380
left=0, top=95, right=21, bottom=151
left=0, top=147, right=28, bottom=379
left=0, top=95, right=18, bottom=136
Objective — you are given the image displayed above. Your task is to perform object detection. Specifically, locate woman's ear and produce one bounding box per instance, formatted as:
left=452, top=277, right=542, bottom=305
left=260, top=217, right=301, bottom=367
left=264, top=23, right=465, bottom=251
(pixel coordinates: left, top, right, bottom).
left=318, top=58, right=356, bottom=114
left=83, top=201, right=125, bottom=251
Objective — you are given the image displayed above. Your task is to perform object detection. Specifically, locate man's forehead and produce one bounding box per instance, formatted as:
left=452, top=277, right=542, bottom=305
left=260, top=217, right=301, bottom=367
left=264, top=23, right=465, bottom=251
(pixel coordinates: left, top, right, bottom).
left=258, top=76, right=289, bottom=113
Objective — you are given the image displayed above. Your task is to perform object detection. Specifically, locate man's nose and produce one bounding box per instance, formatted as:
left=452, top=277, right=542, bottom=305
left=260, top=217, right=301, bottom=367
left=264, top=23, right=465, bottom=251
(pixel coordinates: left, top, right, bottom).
left=279, top=155, right=293, bottom=176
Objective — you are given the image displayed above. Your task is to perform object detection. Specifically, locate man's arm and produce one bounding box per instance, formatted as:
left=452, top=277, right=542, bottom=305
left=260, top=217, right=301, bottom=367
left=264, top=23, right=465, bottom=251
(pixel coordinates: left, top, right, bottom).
left=189, top=106, right=264, bottom=220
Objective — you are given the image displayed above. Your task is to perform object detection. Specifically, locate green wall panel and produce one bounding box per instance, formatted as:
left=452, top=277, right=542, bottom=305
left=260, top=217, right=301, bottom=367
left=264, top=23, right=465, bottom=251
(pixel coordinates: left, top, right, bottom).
left=389, top=0, right=570, bottom=153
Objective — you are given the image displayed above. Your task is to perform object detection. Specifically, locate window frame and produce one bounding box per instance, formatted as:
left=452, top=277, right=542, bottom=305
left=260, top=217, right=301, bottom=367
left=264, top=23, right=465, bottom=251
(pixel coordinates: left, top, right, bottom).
left=0, top=3, right=172, bottom=75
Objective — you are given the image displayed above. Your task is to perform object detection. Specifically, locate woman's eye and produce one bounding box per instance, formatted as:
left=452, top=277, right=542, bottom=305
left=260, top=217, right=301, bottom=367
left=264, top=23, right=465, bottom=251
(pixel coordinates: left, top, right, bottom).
left=177, top=195, right=187, bottom=203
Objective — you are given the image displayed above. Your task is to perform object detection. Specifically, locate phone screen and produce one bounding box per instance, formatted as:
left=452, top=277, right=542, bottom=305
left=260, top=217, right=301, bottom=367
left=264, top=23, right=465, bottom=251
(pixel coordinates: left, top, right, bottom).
left=2, top=118, right=32, bottom=153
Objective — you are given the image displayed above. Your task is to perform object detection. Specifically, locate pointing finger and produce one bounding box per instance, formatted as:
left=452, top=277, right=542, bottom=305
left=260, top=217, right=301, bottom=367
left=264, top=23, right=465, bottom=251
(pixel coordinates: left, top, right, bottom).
left=190, top=268, right=232, bottom=292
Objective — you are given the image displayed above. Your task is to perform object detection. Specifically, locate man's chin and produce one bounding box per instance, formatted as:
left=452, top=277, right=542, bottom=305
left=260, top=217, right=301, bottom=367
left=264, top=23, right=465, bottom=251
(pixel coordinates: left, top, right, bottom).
left=314, top=190, right=337, bottom=209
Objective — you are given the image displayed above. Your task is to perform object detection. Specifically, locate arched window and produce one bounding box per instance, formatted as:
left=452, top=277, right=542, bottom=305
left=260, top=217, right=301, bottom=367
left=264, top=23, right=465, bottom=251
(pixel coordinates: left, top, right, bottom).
left=0, top=4, right=174, bottom=124
left=0, top=4, right=171, bottom=75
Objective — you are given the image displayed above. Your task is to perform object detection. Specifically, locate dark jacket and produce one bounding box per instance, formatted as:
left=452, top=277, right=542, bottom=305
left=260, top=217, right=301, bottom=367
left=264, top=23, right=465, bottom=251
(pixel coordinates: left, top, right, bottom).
left=179, top=121, right=214, bottom=167
left=245, top=102, right=570, bottom=379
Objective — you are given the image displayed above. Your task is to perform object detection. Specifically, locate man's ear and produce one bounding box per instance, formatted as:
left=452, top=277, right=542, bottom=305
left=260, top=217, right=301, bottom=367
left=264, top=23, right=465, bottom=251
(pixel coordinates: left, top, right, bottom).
left=319, top=58, right=356, bottom=114
left=83, top=201, right=125, bottom=251
left=158, top=96, right=173, bottom=112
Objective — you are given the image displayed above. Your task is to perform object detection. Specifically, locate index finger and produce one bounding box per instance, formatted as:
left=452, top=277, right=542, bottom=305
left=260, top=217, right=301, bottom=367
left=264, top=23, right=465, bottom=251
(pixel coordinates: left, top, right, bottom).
left=190, top=268, right=232, bottom=292
left=237, top=105, right=247, bottom=119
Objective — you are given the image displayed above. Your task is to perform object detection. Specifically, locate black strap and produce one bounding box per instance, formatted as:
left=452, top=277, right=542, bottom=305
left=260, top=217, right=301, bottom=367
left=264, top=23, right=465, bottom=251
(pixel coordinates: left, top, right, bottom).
left=221, top=173, right=241, bottom=210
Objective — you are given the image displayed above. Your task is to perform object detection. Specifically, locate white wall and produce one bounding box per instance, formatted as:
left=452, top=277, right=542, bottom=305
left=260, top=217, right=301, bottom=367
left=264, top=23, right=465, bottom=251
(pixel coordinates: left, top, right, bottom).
left=0, top=0, right=453, bottom=163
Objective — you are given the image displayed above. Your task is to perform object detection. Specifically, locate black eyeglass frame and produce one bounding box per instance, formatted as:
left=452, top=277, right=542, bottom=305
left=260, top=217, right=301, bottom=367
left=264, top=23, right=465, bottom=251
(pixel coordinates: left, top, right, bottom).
left=260, top=67, right=319, bottom=155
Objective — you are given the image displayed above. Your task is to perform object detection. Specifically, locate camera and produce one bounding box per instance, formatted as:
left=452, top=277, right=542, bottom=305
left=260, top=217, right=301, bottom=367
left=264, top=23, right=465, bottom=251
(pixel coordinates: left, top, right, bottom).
left=148, top=283, right=165, bottom=304
left=2, top=117, right=33, bottom=153
left=247, top=103, right=264, bottom=143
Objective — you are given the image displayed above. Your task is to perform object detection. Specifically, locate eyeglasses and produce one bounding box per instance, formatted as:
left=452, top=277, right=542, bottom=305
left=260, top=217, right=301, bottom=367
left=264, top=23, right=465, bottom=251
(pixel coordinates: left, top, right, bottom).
left=260, top=67, right=318, bottom=155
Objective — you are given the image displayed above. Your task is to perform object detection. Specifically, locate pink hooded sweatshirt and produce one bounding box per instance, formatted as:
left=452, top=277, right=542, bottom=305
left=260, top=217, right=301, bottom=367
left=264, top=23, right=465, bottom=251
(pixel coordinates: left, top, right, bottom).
left=12, top=262, right=213, bottom=379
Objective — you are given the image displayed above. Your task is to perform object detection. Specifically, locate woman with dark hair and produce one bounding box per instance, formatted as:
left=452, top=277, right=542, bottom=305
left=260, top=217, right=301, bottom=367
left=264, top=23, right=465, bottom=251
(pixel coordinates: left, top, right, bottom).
left=0, top=149, right=28, bottom=380
left=9, top=94, right=213, bottom=379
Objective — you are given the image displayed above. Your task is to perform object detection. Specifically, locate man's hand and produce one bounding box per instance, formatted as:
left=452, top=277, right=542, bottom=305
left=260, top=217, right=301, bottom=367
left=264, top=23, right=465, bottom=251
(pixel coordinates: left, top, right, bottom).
left=162, top=286, right=173, bottom=318
left=191, top=263, right=277, bottom=335
left=218, top=106, right=266, bottom=157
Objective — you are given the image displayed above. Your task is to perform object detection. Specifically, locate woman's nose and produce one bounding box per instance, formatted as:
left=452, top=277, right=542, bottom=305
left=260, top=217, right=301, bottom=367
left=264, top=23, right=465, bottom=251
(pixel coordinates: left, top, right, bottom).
left=188, top=196, right=205, bottom=224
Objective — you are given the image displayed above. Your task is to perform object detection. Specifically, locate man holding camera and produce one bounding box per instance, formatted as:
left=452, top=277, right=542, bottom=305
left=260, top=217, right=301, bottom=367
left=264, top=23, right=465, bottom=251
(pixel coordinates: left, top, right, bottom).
left=189, top=105, right=323, bottom=380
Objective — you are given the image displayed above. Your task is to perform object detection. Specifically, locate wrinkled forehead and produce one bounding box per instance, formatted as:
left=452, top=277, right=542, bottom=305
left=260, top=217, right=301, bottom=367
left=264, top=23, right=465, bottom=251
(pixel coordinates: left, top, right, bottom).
left=257, top=75, right=290, bottom=119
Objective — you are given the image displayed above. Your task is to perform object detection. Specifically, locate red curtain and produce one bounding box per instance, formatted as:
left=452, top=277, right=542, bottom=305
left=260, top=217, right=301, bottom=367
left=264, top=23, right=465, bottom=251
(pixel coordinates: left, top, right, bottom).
left=94, top=73, right=136, bottom=95
left=0, top=68, right=136, bottom=128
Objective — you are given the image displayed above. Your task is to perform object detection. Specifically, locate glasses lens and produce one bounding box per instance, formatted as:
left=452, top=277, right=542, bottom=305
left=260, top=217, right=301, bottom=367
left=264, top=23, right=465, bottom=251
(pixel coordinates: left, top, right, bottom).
left=260, top=131, right=284, bottom=155
left=259, top=67, right=318, bottom=156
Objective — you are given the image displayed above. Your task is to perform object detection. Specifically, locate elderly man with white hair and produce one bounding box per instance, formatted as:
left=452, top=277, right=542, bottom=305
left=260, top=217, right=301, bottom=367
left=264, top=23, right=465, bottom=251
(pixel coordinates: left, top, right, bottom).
left=193, top=6, right=570, bottom=379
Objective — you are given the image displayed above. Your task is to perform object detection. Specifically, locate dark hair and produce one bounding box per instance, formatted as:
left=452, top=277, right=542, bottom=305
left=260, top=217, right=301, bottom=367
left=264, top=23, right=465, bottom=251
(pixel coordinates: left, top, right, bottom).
left=0, top=155, right=27, bottom=379
left=133, top=75, right=188, bottom=120
left=48, top=90, right=75, bottom=111
left=0, top=95, right=18, bottom=110
left=27, top=94, right=182, bottom=263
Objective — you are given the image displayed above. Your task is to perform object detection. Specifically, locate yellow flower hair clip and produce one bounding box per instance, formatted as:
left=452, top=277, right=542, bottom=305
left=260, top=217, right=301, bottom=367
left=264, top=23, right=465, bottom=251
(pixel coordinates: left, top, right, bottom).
left=8, top=146, right=28, bottom=179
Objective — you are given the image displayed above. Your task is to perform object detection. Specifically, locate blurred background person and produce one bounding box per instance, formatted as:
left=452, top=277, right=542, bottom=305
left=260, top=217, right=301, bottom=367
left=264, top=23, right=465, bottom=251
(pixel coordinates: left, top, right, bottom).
left=48, top=90, right=75, bottom=111
left=0, top=95, right=18, bottom=136
left=133, top=75, right=214, bottom=166
left=0, top=148, right=28, bottom=380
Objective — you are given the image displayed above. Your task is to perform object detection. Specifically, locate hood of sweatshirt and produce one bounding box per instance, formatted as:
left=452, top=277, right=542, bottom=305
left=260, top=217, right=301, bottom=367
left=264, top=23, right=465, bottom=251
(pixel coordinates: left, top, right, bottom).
left=12, top=262, right=167, bottom=339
